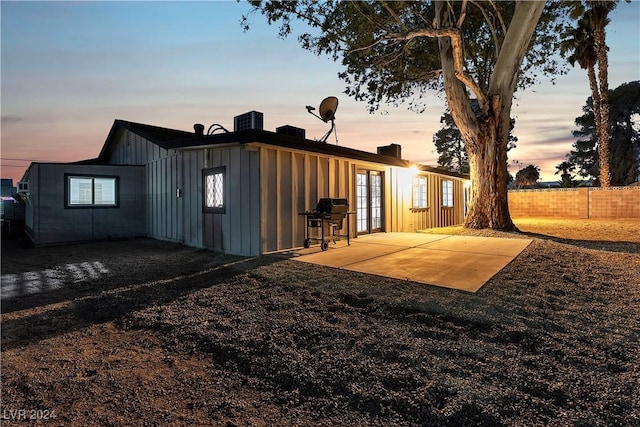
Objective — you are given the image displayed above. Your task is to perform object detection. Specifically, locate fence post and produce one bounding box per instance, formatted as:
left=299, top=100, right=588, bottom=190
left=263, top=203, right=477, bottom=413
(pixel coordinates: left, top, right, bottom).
left=577, top=188, right=589, bottom=219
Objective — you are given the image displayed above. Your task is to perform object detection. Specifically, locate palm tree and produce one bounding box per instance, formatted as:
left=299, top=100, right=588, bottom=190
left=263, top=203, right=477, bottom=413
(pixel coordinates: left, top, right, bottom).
left=563, top=1, right=617, bottom=187
left=562, top=16, right=601, bottom=182
left=588, top=1, right=616, bottom=187
left=562, top=15, right=599, bottom=133
left=555, top=161, right=578, bottom=188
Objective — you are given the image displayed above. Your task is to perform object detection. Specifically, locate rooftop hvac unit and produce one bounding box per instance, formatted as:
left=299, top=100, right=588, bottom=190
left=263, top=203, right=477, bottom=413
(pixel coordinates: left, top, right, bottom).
left=276, top=125, right=306, bottom=139
left=17, top=181, right=29, bottom=193
left=234, top=111, right=264, bottom=132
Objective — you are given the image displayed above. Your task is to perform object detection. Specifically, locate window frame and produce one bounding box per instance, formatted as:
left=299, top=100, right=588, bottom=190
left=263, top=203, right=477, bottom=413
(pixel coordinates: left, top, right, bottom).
left=412, top=175, right=428, bottom=209
left=442, top=179, right=454, bottom=208
left=202, top=166, right=226, bottom=214
left=64, top=174, right=119, bottom=209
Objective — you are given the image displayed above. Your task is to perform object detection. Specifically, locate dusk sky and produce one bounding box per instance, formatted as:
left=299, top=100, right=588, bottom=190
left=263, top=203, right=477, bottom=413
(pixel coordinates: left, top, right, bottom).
left=2, top=1, right=639, bottom=185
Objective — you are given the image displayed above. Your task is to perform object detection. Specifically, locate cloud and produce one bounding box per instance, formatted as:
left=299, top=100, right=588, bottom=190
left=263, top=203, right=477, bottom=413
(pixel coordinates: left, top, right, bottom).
left=1, top=115, right=23, bottom=125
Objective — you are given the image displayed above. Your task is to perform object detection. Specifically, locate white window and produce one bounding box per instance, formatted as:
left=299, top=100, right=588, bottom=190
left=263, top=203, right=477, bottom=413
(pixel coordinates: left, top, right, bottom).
left=203, top=167, right=225, bottom=213
left=67, top=175, right=117, bottom=207
left=442, top=180, right=454, bottom=207
left=94, top=177, right=117, bottom=205
left=413, top=176, right=427, bottom=208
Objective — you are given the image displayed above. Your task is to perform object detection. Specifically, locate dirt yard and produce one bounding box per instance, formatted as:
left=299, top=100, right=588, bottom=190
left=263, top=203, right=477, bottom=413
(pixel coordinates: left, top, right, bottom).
left=1, top=219, right=639, bottom=426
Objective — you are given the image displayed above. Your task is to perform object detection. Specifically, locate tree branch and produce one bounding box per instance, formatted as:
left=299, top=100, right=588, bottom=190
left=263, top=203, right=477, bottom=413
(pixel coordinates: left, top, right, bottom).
left=348, top=39, right=385, bottom=54
left=382, top=1, right=407, bottom=32
left=386, top=27, right=486, bottom=104
left=488, top=0, right=507, bottom=36
left=352, top=2, right=385, bottom=31
left=469, top=0, right=501, bottom=59
left=457, top=0, right=467, bottom=28
left=489, top=1, right=545, bottom=96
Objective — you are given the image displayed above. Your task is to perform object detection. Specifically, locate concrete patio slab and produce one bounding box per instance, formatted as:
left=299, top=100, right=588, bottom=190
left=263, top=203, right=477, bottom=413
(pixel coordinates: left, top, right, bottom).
left=344, top=247, right=516, bottom=292
left=291, top=241, right=406, bottom=268
left=354, top=232, right=451, bottom=247
left=292, top=232, right=532, bottom=292
left=418, top=235, right=533, bottom=257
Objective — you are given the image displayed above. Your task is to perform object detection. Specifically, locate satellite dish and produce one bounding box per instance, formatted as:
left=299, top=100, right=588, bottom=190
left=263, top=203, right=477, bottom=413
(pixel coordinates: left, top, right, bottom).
left=318, top=96, right=338, bottom=123
left=306, top=96, right=339, bottom=143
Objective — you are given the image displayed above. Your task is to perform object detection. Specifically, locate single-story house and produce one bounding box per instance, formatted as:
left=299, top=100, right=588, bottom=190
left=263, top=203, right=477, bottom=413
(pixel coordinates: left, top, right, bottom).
left=20, top=112, right=470, bottom=255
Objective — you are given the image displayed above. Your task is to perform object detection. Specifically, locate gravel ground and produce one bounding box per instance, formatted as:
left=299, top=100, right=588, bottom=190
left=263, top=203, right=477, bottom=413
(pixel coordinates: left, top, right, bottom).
left=1, top=219, right=639, bottom=426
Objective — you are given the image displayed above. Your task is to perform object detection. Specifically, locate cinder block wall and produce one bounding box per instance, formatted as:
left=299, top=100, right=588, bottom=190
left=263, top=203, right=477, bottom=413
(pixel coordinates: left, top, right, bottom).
left=588, top=187, right=640, bottom=218
left=508, top=187, right=640, bottom=219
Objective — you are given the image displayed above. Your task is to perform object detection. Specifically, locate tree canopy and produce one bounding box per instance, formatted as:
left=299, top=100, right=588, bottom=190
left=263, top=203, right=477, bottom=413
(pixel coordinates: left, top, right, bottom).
left=433, top=110, right=470, bottom=174
left=567, top=80, right=640, bottom=186
left=515, top=164, right=541, bottom=188
left=244, top=1, right=570, bottom=113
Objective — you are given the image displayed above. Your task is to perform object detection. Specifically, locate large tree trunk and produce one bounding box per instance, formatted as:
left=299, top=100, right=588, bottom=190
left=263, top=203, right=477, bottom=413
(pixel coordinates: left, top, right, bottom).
left=435, top=0, right=543, bottom=231
left=464, top=112, right=515, bottom=230
left=593, top=23, right=611, bottom=187
left=586, top=64, right=604, bottom=185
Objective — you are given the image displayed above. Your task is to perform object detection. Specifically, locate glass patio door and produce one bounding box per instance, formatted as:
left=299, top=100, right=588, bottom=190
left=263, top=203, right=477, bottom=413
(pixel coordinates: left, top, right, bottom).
left=356, top=170, right=383, bottom=234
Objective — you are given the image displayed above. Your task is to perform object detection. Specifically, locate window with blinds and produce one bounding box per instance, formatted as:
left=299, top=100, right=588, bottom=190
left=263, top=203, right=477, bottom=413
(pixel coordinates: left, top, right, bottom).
left=66, top=175, right=118, bottom=208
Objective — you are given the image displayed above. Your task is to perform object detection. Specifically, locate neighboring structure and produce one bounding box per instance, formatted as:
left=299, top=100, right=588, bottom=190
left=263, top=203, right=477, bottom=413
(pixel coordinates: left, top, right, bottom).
left=20, top=114, right=470, bottom=253
left=1, top=178, right=16, bottom=197
left=1, top=178, right=25, bottom=235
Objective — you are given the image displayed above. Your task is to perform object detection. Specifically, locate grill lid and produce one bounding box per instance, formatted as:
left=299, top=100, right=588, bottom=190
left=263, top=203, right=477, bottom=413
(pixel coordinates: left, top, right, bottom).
left=316, top=198, right=348, bottom=214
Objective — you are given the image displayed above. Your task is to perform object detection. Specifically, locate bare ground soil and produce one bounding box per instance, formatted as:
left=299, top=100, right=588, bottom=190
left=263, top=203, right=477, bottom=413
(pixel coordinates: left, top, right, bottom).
left=1, top=219, right=639, bottom=426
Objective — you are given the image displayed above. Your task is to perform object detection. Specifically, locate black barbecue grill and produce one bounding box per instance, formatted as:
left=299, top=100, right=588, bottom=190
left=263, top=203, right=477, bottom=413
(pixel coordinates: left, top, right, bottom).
left=299, top=198, right=354, bottom=251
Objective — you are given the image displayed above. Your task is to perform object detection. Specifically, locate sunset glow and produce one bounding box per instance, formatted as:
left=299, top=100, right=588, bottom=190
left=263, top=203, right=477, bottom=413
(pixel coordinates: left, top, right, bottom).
left=2, top=1, right=639, bottom=184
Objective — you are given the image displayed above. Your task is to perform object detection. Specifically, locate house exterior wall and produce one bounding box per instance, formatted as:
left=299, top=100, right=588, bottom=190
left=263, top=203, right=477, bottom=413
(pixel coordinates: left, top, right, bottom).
left=103, top=128, right=191, bottom=245
left=388, top=169, right=467, bottom=232
left=259, top=145, right=356, bottom=253
left=23, top=164, right=38, bottom=234
left=104, top=129, right=170, bottom=164
left=257, top=144, right=469, bottom=253
left=200, top=146, right=261, bottom=256
left=22, top=163, right=145, bottom=246
left=100, top=129, right=264, bottom=256
left=425, top=174, right=467, bottom=228
left=19, top=122, right=469, bottom=251
left=146, top=152, right=183, bottom=242
left=169, top=146, right=261, bottom=256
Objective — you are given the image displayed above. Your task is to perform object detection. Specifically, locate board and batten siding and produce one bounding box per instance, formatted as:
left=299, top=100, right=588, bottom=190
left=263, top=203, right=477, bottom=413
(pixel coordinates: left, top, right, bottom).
left=103, top=128, right=190, bottom=245
left=178, top=146, right=261, bottom=256
left=259, top=145, right=356, bottom=253
left=387, top=169, right=467, bottom=232
left=105, top=129, right=169, bottom=165
left=386, top=166, right=412, bottom=232
left=258, top=147, right=468, bottom=252
left=146, top=152, right=182, bottom=243
left=101, top=126, right=468, bottom=253
left=23, top=163, right=145, bottom=246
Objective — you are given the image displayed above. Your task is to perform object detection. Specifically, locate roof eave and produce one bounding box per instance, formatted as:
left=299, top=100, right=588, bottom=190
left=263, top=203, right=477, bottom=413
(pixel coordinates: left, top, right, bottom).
left=165, top=129, right=412, bottom=168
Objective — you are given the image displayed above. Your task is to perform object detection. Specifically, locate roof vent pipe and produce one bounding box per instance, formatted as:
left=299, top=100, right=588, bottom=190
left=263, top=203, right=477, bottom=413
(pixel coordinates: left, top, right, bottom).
left=194, top=123, right=205, bottom=135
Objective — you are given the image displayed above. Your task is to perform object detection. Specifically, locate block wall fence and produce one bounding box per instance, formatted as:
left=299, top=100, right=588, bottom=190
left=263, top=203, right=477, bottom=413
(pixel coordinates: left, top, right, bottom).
left=507, top=187, right=640, bottom=219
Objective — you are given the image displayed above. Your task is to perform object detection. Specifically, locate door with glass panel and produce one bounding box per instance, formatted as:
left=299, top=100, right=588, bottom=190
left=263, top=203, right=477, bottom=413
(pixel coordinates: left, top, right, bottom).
left=356, top=170, right=383, bottom=234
